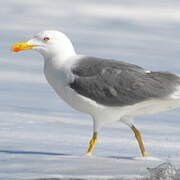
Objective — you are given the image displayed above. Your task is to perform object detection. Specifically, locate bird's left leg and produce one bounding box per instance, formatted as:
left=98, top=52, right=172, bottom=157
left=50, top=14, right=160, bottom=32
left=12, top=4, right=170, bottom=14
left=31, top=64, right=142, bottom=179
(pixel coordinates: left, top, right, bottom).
left=86, top=132, right=98, bottom=155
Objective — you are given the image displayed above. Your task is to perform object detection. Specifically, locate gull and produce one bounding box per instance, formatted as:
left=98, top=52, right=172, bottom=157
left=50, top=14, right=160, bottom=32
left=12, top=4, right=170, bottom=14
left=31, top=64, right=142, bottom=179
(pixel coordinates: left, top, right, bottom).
left=12, top=30, right=180, bottom=157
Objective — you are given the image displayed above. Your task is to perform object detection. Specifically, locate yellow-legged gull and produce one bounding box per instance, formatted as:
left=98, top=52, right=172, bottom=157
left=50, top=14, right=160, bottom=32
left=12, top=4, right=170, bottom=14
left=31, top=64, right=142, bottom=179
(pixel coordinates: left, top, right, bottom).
left=12, top=30, right=180, bottom=157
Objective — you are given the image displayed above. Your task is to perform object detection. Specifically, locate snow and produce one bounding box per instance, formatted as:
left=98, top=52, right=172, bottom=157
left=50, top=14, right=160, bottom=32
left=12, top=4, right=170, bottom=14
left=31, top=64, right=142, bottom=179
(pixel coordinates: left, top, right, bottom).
left=1, top=0, right=180, bottom=179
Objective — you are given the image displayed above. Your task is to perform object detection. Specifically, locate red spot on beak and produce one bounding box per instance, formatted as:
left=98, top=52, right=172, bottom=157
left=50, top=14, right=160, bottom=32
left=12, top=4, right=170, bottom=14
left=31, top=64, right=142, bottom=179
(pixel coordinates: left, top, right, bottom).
left=13, top=47, right=21, bottom=52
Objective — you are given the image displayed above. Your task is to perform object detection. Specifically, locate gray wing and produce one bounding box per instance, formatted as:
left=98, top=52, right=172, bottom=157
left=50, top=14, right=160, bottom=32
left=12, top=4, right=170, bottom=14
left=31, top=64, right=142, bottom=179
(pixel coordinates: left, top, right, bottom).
left=70, top=56, right=180, bottom=106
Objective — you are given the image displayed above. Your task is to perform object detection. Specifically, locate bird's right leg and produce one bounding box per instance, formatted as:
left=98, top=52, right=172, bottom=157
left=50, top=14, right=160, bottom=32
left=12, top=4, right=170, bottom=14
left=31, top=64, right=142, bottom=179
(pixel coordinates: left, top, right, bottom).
left=86, top=132, right=98, bottom=156
left=130, top=124, right=148, bottom=157
left=122, top=117, right=148, bottom=157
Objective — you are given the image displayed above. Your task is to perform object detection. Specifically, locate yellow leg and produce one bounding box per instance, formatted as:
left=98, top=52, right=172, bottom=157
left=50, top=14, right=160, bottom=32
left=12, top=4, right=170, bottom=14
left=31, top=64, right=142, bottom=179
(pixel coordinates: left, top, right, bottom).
left=87, top=132, right=98, bottom=155
left=131, top=125, right=148, bottom=157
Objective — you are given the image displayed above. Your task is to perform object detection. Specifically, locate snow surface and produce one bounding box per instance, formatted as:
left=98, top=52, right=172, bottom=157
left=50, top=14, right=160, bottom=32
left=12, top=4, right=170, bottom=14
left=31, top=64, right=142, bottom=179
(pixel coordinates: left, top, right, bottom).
left=1, top=0, right=180, bottom=179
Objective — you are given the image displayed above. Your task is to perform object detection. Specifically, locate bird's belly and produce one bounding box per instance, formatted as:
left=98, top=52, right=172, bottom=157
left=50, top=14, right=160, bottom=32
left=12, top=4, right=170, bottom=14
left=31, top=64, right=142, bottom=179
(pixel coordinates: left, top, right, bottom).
left=126, top=98, right=180, bottom=117
left=52, top=84, right=102, bottom=114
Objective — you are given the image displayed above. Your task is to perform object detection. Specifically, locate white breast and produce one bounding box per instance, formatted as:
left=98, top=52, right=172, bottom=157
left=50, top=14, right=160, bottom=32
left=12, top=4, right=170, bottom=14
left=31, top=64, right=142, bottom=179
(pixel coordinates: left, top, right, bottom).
left=43, top=57, right=103, bottom=115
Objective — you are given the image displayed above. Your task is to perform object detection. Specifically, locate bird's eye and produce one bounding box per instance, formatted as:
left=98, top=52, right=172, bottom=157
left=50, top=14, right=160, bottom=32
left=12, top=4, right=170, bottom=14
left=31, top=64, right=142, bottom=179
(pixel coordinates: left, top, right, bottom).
left=43, top=37, right=50, bottom=41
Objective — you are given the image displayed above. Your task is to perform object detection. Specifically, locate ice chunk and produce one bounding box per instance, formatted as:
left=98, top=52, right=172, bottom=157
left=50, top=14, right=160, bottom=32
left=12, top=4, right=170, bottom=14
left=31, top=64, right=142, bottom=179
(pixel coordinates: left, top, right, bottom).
left=147, top=162, right=177, bottom=180
left=175, top=169, right=180, bottom=180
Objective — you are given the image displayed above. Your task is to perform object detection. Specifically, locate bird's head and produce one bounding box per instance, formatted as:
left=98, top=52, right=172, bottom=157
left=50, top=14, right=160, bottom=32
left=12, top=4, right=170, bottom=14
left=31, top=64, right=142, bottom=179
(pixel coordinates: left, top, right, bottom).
left=12, top=30, right=76, bottom=59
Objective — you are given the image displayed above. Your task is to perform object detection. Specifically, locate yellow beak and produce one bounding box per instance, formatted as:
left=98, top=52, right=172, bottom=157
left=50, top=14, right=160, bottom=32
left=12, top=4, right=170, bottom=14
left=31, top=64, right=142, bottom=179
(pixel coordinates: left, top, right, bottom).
left=12, top=41, right=38, bottom=52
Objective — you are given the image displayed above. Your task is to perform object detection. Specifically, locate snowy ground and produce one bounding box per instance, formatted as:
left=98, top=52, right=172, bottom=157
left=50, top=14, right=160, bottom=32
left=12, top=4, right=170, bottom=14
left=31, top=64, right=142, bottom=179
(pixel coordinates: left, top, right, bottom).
left=1, top=0, right=180, bottom=179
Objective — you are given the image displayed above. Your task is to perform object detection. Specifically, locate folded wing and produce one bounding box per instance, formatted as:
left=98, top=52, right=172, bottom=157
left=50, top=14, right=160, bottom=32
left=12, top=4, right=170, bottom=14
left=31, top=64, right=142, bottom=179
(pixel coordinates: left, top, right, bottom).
left=70, top=57, right=180, bottom=106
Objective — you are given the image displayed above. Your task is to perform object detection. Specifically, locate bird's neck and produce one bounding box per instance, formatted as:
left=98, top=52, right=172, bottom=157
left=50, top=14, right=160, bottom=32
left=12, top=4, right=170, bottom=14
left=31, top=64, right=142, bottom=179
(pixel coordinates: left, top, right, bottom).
left=43, top=44, right=76, bottom=66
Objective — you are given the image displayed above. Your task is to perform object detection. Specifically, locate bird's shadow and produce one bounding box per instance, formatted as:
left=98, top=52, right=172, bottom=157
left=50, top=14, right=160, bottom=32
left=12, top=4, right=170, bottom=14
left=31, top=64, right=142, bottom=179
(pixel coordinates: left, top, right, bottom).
left=0, top=150, right=141, bottom=160
left=106, top=155, right=135, bottom=160
left=0, top=149, right=70, bottom=156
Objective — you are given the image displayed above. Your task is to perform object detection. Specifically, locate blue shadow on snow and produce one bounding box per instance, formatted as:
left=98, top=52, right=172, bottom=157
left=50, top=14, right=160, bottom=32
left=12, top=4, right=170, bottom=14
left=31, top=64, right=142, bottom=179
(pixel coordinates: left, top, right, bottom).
left=0, top=149, right=70, bottom=156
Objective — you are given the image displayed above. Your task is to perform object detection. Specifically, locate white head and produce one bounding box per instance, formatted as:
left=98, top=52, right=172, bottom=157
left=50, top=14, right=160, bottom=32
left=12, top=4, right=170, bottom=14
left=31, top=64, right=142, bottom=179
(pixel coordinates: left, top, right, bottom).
left=12, top=30, right=76, bottom=60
